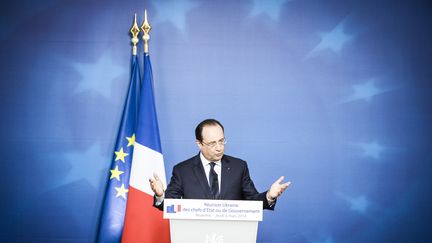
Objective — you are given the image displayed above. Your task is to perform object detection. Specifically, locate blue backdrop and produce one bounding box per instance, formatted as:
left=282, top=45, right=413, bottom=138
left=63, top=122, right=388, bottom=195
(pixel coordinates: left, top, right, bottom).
left=1, top=0, right=431, bottom=242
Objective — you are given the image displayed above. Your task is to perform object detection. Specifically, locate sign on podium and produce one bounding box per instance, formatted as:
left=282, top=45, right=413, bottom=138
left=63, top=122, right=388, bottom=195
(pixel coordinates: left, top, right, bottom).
left=164, top=199, right=263, bottom=243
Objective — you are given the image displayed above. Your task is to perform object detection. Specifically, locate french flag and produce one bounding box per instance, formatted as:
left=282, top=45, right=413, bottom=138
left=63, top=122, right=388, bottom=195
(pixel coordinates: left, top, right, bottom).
left=121, top=53, right=170, bottom=242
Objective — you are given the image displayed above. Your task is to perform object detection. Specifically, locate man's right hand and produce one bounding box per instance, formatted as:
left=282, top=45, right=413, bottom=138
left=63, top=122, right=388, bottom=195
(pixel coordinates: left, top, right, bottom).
left=149, top=173, right=164, bottom=197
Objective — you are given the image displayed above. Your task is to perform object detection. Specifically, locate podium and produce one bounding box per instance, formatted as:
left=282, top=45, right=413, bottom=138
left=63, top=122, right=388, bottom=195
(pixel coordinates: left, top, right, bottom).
left=164, top=199, right=263, bottom=243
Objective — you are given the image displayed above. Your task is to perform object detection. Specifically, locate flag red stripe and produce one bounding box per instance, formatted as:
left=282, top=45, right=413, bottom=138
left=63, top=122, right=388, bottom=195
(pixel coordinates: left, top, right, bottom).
left=122, top=186, right=170, bottom=243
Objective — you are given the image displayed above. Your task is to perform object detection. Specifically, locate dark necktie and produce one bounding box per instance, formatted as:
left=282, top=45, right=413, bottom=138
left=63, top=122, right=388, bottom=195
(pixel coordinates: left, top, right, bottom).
left=209, top=162, right=219, bottom=199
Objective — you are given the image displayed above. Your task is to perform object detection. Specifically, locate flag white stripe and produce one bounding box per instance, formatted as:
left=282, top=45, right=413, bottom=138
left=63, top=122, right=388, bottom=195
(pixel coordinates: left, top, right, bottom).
left=129, top=142, right=167, bottom=195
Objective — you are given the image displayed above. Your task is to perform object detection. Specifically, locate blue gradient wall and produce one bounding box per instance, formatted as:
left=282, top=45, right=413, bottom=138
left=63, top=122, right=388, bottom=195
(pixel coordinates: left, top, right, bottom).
left=1, top=0, right=431, bottom=242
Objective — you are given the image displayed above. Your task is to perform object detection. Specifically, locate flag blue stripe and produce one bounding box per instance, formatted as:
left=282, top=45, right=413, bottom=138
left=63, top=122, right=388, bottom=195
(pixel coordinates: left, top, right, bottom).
left=135, top=54, right=162, bottom=153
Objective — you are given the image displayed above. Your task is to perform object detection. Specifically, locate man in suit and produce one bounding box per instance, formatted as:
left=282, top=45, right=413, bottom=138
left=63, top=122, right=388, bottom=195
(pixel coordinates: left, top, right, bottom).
left=150, top=119, right=290, bottom=210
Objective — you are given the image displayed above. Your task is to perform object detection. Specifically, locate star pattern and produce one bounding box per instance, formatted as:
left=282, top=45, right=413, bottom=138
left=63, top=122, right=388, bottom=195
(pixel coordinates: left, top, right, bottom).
left=338, top=193, right=370, bottom=214
left=126, top=134, right=136, bottom=147
left=307, top=19, right=353, bottom=58
left=153, top=0, right=196, bottom=31
left=110, top=165, right=124, bottom=181
left=356, top=141, right=387, bottom=160
left=73, top=53, right=126, bottom=98
left=3, top=0, right=429, bottom=242
left=60, top=143, right=109, bottom=189
left=249, top=0, right=289, bottom=21
left=311, top=237, right=333, bottom=243
left=114, top=183, right=129, bottom=199
left=114, top=147, right=129, bottom=163
left=344, top=80, right=386, bottom=102
left=348, top=195, right=370, bottom=214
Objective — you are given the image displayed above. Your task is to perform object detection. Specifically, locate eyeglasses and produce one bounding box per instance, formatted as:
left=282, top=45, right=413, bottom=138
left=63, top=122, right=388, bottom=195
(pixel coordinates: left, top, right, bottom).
left=201, top=138, right=227, bottom=148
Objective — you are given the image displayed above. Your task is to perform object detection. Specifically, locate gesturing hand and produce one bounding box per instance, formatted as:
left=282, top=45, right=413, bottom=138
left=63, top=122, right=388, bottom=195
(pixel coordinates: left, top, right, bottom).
left=149, top=172, right=165, bottom=197
left=267, top=176, right=291, bottom=200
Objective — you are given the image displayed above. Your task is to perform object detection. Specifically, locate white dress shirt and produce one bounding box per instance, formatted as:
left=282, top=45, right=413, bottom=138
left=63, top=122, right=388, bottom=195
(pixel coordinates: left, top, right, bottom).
left=200, top=153, right=221, bottom=190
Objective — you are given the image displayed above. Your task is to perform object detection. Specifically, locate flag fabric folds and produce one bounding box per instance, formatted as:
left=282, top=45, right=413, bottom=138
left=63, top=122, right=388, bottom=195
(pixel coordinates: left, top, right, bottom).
left=97, top=52, right=170, bottom=242
left=96, top=54, right=140, bottom=243
left=122, top=53, right=170, bottom=242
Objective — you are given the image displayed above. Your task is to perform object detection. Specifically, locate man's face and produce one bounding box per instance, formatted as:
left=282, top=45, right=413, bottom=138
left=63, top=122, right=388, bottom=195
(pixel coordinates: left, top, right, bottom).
left=197, top=124, right=225, bottom=162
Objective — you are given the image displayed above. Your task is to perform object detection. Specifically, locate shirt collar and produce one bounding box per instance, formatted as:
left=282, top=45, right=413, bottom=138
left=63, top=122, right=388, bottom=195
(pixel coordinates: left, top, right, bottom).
left=200, top=152, right=221, bottom=167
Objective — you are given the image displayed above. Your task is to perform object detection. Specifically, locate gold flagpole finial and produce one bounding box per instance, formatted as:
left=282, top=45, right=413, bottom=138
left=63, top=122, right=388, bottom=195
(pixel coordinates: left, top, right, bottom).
left=130, top=13, right=140, bottom=56
left=141, top=10, right=152, bottom=54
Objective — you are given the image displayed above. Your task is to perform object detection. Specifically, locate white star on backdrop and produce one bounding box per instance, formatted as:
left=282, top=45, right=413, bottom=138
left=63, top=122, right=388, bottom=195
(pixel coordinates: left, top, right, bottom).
left=337, top=193, right=370, bottom=214
left=348, top=195, right=370, bottom=213
left=306, top=19, right=353, bottom=58
left=249, top=0, right=289, bottom=21
left=153, top=0, right=196, bottom=32
left=345, top=80, right=386, bottom=102
left=356, top=141, right=387, bottom=160
left=73, top=53, right=126, bottom=98
left=59, top=143, right=110, bottom=189
left=310, top=237, right=333, bottom=243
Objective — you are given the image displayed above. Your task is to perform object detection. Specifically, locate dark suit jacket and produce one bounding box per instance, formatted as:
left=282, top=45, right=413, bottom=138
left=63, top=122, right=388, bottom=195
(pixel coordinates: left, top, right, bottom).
left=154, top=154, right=275, bottom=210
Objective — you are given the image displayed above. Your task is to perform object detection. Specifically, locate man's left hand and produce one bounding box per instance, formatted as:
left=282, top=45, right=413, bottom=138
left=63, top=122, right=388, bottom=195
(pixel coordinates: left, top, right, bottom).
left=267, top=176, right=291, bottom=200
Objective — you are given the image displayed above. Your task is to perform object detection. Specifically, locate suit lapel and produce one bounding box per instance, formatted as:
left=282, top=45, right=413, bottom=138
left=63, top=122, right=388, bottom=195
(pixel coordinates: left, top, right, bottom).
left=220, top=156, right=231, bottom=199
left=192, top=154, right=213, bottom=199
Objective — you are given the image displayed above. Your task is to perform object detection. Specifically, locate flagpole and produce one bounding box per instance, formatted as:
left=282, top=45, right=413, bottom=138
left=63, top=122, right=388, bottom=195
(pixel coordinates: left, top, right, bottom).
left=130, top=13, right=140, bottom=56
left=141, top=10, right=151, bottom=54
